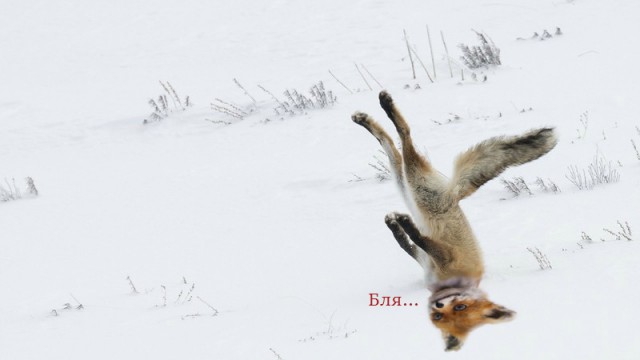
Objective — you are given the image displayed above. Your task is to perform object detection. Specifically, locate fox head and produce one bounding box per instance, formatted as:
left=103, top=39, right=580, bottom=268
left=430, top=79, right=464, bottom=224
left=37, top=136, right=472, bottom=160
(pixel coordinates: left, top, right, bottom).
left=428, top=277, right=516, bottom=351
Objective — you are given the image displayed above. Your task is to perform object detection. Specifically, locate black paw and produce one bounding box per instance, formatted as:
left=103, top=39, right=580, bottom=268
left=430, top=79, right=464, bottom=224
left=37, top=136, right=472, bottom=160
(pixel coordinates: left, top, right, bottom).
left=385, top=213, right=410, bottom=242
left=394, top=213, right=421, bottom=238
left=395, top=213, right=413, bottom=226
left=351, top=112, right=370, bottom=126
left=385, top=213, right=405, bottom=231
left=379, top=91, right=394, bottom=112
left=384, top=213, right=398, bottom=225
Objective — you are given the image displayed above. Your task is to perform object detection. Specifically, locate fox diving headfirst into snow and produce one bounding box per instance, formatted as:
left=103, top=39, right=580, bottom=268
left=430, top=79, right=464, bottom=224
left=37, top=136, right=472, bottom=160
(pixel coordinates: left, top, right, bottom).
left=352, top=91, right=557, bottom=351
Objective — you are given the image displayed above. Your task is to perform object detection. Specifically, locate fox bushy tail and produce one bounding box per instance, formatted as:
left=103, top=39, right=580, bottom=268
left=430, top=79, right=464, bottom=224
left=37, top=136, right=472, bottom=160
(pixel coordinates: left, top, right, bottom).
left=451, top=128, right=557, bottom=200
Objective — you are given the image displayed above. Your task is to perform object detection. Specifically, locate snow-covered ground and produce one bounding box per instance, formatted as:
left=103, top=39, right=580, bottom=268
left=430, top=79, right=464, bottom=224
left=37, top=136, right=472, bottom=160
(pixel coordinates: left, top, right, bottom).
left=2, top=0, right=639, bottom=358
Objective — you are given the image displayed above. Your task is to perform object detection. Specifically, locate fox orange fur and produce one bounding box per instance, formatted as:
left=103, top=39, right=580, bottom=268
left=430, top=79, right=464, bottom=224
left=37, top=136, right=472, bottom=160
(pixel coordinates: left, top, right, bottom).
left=352, top=91, right=557, bottom=351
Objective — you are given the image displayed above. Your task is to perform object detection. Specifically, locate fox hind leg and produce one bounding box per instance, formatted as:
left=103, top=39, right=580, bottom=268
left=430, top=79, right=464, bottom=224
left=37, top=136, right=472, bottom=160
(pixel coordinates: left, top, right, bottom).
left=378, top=91, right=433, bottom=178
left=378, top=91, right=452, bottom=214
left=351, top=111, right=407, bottom=197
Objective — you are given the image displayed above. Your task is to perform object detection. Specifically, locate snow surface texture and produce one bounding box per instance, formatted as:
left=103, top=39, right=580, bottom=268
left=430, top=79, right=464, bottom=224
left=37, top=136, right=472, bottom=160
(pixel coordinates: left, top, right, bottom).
left=1, top=0, right=640, bottom=359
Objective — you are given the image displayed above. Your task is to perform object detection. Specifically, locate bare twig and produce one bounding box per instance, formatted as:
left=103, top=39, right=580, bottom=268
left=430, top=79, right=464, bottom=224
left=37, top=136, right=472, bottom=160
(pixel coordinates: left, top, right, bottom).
left=360, top=64, right=383, bottom=88
left=205, top=119, right=231, bottom=125
left=214, top=98, right=247, bottom=116
left=160, top=285, right=167, bottom=307
left=184, top=283, right=196, bottom=302
left=403, top=29, right=416, bottom=80
left=426, top=25, right=436, bottom=79
left=409, top=46, right=434, bottom=83
left=348, top=174, right=365, bottom=183
left=197, top=296, right=219, bottom=316
left=603, top=228, right=620, bottom=240
left=159, top=81, right=178, bottom=110
left=166, top=81, right=185, bottom=110
left=181, top=296, right=219, bottom=319
left=1, top=178, right=21, bottom=202
left=631, top=139, right=640, bottom=160
left=269, top=348, right=284, bottom=360
left=258, top=84, right=292, bottom=117
left=441, top=31, right=453, bottom=78
left=526, top=247, right=552, bottom=270
left=328, top=70, right=353, bottom=94
left=354, top=63, right=372, bottom=90
left=233, top=78, right=257, bottom=104
left=70, top=293, right=84, bottom=310
left=617, top=221, right=632, bottom=241
left=580, top=232, right=593, bottom=243
left=126, top=276, right=139, bottom=294
left=211, top=103, right=244, bottom=119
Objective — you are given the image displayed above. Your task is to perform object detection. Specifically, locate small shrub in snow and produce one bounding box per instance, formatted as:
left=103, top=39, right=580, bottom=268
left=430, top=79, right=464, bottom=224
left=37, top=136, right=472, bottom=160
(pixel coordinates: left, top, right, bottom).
left=349, top=152, right=392, bottom=183
left=176, top=283, right=196, bottom=304
left=0, top=178, right=21, bottom=202
left=603, top=220, right=633, bottom=241
left=1, top=177, right=38, bottom=202
left=565, top=152, right=620, bottom=190
left=260, top=81, right=337, bottom=118
left=575, top=111, right=589, bottom=140
left=26, top=177, right=38, bottom=196
left=159, top=285, right=167, bottom=307
left=534, top=177, right=560, bottom=193
left=501, top=177, right=532, bottom=197
left=431, top=113, right=462, bottom=125
left=205, top=118, right=232, bottom=126
left=209, top=98, right=252, bottom=121
left=580, top=221, right=633, bottom=245
left=130, top=276, right=219, bottom=319
left=50, top=295, right=84, bottom=317
left=517, top=27, right=562, bottom=41
left=459, top=31, right=501, bottom=69
left=501, top=177, right=559, bottom=198
left=143, top=81, right=191, bottom=124
left=369, top=151, right=391, bottom=182
left=526, top=247, right=552, bottom=270
left=580, top=231, right=593, bottom=243
left=298, top=311, right=357, bottom=342
left=565, top=166, right=589, bottom=190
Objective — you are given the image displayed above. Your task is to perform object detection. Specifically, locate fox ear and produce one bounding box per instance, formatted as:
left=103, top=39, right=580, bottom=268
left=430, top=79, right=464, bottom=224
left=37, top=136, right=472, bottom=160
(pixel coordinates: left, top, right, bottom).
left=485, top=305, right=516, bottom=322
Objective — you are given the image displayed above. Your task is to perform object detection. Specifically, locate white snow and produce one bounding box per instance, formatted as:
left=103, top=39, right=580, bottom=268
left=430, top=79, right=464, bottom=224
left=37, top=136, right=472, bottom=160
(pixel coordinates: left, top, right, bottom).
left=1, top=0, right=640, bottom=359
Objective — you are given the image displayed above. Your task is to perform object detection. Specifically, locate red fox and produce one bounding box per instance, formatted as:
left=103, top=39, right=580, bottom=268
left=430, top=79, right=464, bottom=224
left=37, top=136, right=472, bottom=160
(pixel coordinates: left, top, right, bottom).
left=352, top=91, right=557, bottom=351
